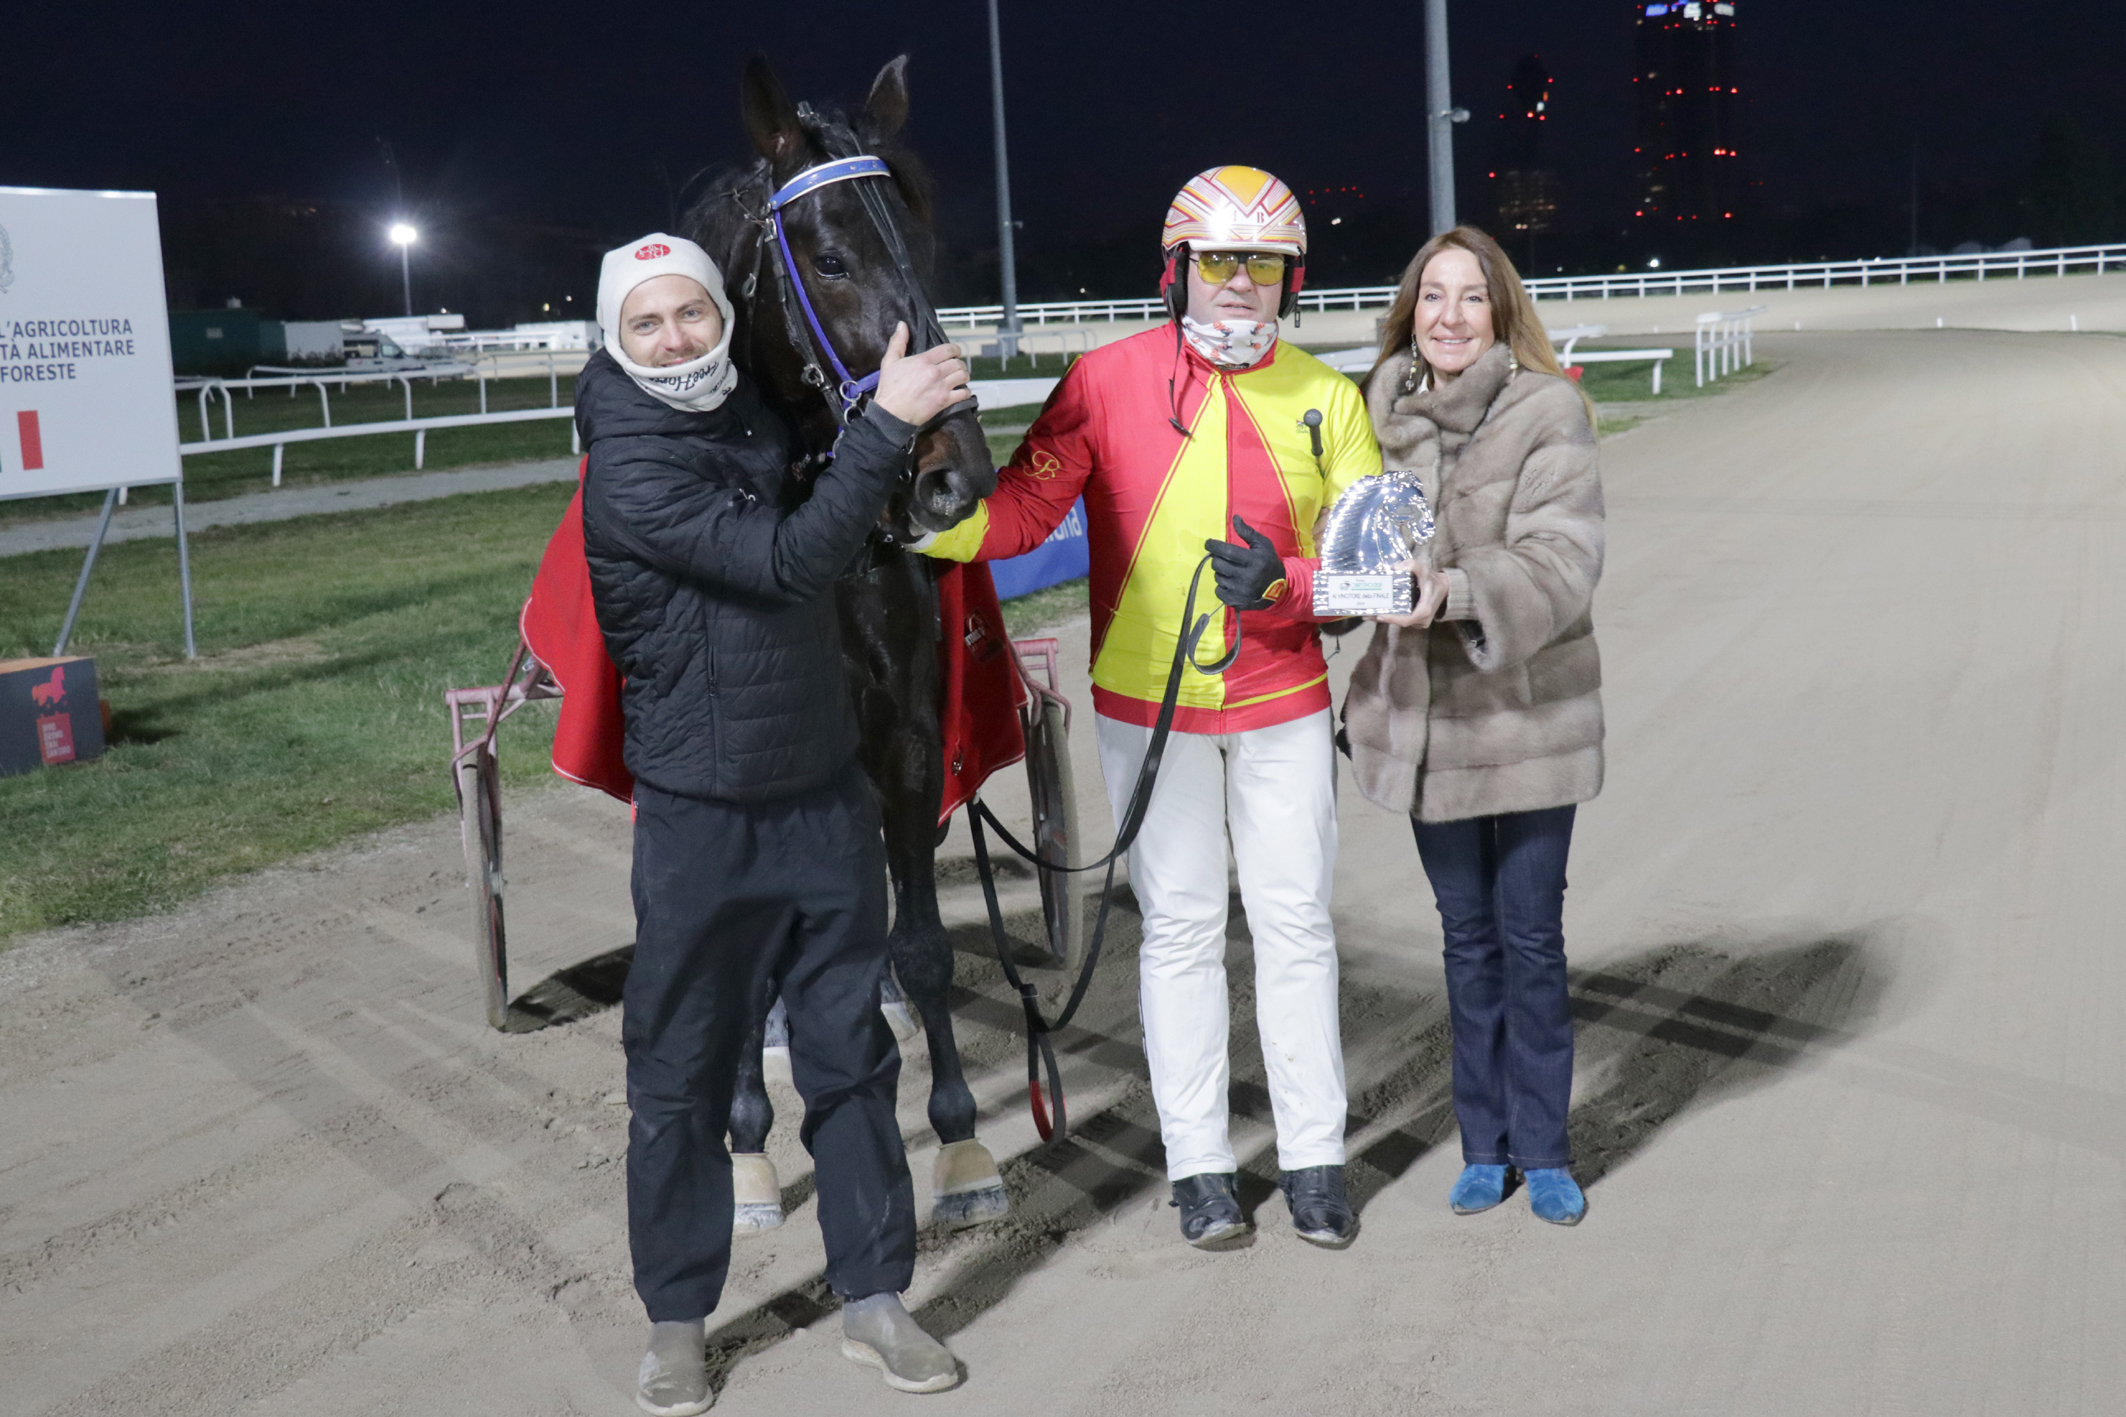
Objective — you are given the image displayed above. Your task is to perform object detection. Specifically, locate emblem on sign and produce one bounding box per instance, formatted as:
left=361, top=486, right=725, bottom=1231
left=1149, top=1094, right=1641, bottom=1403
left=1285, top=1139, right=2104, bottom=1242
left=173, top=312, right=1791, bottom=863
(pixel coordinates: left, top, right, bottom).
left=0, top=222, right=13, bottom=294
left=1312, top=469, right=1436, bottom=617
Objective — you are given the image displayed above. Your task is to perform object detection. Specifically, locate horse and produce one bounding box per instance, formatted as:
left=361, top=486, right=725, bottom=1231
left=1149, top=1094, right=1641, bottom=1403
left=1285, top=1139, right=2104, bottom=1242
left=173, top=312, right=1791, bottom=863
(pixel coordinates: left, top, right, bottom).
left=683, top=55, right=1013, bottom=1229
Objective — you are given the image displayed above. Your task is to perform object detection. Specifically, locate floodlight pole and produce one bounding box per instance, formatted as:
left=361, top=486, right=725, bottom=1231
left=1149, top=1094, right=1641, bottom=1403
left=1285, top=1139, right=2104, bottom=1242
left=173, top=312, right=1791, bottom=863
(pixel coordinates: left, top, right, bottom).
left=987, top=0, right=1021, bottom=359
left=1425, top=0, right=1467, bottom=236
left=398, top=242, right=412, bottom=317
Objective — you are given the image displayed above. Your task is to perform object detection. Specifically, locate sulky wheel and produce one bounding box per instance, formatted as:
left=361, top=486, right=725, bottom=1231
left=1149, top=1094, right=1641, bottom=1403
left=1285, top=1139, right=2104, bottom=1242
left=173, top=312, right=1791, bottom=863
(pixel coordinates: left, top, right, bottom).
left=456, top=746, right=509, bottom=1029
left=1021, top=694, right=1085, bottom=972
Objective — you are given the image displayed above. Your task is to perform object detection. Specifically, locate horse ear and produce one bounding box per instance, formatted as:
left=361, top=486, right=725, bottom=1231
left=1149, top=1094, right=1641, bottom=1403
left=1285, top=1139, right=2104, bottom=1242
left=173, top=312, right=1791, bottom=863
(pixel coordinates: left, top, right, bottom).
left=864, top=55, right=911, bottom=140
left=741, top=54, right=803, bottom=163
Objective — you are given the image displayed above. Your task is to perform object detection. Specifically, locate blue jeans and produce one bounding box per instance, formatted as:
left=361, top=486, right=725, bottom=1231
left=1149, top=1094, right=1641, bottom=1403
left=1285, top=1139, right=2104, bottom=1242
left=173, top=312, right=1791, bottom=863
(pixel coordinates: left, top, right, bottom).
left=1412, top=805, right=1577, bottom=1170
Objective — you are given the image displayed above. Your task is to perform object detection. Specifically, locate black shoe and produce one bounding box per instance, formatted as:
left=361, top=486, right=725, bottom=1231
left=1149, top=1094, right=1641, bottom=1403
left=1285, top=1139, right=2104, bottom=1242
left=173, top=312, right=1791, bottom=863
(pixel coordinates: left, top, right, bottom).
left=1170, top=1172, right=1250, bottom=1249
left=1280, top=1165, right=1357, bottom=1249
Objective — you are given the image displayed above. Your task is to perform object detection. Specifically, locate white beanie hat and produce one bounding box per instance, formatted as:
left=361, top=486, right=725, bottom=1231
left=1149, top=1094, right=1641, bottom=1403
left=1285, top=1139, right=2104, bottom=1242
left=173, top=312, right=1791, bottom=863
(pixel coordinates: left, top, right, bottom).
left=597, top=233, right=739, bottom=413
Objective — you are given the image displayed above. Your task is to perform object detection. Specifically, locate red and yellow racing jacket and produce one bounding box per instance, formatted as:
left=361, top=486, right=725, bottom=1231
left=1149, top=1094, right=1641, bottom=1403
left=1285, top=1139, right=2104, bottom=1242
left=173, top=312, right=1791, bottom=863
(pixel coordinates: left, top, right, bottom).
left=924, top=326, right=1381, bottom=733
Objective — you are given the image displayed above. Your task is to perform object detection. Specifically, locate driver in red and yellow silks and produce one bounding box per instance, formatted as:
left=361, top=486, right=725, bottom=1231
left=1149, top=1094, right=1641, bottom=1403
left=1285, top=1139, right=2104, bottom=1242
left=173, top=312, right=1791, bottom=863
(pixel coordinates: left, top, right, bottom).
left=914, top=166, right=1379, bottom=1250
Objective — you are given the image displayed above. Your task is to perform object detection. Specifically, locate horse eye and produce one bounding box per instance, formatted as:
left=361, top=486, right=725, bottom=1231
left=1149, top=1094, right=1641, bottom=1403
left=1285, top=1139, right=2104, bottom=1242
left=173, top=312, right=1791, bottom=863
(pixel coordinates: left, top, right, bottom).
left=814, top=251, right=849, bottom=279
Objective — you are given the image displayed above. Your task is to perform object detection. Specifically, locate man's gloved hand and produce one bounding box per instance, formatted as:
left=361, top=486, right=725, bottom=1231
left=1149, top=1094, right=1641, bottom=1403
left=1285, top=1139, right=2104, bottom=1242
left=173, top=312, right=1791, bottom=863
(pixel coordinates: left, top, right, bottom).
left=1203, top=515, right=1288, bottom=611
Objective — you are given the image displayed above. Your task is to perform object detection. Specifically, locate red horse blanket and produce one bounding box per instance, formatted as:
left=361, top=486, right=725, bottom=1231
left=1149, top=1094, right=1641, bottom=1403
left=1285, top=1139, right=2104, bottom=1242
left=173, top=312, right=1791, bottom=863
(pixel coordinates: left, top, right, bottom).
left=520, top=463, right=1026, bottom=823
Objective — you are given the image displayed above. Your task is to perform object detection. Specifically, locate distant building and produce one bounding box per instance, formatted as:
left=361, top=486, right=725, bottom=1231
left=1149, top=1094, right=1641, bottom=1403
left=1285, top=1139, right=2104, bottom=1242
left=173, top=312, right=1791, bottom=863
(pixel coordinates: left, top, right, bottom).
left=1492, top=54, right=1561, bottom=239
left=1632, top=1, right=1741, bottom=226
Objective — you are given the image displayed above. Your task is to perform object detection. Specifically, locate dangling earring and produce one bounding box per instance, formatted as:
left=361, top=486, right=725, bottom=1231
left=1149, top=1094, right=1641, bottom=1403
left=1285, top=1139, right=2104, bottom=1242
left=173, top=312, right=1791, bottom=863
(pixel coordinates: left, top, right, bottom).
left=1508, top=348, right=1520, bottom=376
left=1403, top=333, right=1421, bottom=394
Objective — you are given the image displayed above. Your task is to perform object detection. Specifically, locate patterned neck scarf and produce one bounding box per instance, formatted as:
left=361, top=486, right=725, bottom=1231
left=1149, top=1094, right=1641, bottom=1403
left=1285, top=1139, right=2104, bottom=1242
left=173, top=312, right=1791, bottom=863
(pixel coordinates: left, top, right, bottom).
left=1180, top=316, right=1278, bottom=370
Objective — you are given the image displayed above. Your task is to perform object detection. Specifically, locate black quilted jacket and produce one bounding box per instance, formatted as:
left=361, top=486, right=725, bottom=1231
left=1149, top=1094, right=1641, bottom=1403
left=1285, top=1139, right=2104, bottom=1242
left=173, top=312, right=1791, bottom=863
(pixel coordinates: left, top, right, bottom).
left=576, top=349, right=914, bottom=803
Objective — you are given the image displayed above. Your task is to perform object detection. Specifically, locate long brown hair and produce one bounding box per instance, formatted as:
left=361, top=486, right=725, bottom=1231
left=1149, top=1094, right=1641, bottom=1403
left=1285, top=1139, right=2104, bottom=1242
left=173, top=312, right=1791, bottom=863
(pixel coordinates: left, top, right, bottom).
left=1367, top=225, right=1593, bottom=420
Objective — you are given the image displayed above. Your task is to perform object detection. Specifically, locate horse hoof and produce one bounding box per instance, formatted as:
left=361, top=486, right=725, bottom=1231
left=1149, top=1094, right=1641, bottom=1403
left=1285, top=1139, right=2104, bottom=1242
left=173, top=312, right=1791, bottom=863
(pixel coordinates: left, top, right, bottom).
left=930, top=1140, right=1010, bottom=1228
left=732, top=1152, right=784, bottom=1237
left=762, top=1044, right=793, bottom=1088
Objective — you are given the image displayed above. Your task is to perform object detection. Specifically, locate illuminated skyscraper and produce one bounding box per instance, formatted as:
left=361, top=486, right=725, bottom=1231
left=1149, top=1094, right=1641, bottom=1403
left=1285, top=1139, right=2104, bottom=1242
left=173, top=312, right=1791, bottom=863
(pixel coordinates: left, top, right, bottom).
left=1632, top=1, right=1741, bottom=225
left=1492, top=54, right=1560, bottom=238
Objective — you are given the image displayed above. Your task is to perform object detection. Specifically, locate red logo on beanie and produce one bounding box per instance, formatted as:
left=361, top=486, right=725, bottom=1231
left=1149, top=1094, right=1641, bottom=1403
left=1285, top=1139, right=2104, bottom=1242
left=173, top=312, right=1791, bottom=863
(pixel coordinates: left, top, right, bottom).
left=634, top=242, right=671, bottom=260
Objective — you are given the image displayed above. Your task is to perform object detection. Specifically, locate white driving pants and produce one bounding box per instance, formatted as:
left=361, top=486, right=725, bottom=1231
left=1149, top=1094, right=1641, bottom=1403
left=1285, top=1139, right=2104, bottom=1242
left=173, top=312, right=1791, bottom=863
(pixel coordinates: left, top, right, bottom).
left=1096, top=708, right=1346, bottom=1180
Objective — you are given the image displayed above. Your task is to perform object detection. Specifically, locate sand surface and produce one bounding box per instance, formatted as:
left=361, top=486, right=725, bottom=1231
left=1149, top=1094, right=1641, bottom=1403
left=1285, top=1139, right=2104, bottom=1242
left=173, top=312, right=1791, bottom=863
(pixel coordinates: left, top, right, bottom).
left=4, top=328, right=2123, bottom=1414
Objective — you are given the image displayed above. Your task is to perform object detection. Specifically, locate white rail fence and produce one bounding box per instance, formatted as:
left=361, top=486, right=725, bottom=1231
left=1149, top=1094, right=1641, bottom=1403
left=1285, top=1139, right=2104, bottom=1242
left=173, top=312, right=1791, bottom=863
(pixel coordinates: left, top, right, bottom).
left=956, top=325, right=1098, bottom=369
left=1318, top=325, right=1676, bottom=395
left=179, top=409, right=576, bottom=486
left=936, top=241, right=2126, bottom=328
left=1695, top=306, right=1764, bottom=388
left=176, top=362, right=578, bottom=488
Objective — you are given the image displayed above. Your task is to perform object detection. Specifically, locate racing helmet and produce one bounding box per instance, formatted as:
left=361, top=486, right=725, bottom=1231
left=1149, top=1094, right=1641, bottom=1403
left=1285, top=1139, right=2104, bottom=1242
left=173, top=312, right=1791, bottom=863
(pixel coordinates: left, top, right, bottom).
left=1160, top=165, right=1308, bottom=318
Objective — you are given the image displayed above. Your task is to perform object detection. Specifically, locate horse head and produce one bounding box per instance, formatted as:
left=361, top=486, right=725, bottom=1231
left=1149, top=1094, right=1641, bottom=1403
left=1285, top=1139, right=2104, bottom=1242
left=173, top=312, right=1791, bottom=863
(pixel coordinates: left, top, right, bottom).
left=1320, top=470, right=1435, bottom=573
left=690, top=56, right=996, bottom=542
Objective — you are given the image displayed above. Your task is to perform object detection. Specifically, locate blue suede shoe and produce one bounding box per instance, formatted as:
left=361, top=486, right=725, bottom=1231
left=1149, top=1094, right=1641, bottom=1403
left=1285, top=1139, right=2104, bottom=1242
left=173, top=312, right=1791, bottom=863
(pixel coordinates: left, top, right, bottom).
left=1525, top=1168, right=1586, bottom=1226
left=1448, top=1164, right=1508, bottom=1215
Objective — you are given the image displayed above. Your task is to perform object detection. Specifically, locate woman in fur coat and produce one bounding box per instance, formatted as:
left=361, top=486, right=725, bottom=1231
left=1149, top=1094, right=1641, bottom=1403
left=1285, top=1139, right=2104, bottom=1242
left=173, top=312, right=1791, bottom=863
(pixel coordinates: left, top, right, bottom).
left=1341, top=226, right=1604, bottom=1225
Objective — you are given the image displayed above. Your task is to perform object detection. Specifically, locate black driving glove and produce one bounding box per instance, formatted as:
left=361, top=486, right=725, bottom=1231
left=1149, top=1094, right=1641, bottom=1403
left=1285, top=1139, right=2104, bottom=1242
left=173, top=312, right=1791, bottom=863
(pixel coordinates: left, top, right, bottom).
left=1203, top=515, right=1288, bottom=611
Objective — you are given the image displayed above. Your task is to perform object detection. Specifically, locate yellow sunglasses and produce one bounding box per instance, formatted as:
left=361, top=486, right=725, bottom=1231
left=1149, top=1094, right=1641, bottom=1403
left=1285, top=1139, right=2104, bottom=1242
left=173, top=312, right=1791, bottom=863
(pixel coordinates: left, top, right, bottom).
left=1194, top=250, right=1291, bottom=286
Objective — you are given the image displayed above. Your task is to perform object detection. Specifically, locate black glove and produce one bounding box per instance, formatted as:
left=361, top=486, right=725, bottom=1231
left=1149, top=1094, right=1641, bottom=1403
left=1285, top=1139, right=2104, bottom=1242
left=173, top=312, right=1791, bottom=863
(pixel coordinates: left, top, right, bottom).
left=1203, top=515, right=1288, bottom=611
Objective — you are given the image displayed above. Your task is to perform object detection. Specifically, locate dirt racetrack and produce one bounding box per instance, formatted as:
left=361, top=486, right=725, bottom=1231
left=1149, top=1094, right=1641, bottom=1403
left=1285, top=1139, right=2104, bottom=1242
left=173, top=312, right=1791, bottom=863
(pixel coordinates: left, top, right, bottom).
left=4, top=329, right=2123, bottom=1415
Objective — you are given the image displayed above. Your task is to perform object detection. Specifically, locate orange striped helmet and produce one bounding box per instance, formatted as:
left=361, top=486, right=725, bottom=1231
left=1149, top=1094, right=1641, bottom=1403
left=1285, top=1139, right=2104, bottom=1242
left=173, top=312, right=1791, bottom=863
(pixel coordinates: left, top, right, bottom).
left=1161, top=166, right=1308, bottom=257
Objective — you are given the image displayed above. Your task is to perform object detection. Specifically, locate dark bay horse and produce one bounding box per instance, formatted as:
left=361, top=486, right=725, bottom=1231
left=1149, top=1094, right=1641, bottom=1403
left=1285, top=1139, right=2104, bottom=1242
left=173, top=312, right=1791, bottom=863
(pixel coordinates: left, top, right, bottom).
left=685, top=56, right=1010, bottom=1228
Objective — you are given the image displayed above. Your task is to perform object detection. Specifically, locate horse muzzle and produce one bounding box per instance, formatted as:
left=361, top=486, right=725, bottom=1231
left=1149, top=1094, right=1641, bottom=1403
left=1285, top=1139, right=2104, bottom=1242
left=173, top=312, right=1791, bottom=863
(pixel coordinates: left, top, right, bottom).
left=892, top=403, right=996, bottom=538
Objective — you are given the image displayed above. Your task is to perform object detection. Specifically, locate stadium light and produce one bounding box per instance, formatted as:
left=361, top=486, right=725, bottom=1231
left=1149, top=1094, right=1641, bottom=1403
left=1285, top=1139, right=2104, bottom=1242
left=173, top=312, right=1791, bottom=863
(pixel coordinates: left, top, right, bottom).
left=389, top=223, right=418, bottom=317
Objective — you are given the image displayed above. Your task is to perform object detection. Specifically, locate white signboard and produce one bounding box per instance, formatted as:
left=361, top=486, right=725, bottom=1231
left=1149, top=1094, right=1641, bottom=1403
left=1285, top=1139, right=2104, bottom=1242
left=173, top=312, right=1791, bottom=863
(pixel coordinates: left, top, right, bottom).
left=0, top=186, right=183, bottom=502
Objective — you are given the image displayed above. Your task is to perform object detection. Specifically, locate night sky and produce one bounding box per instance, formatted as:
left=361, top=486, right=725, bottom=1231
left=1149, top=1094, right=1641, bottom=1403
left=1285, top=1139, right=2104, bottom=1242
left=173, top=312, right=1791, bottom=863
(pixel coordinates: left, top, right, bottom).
left=5, top=2, right=2121, bottom=308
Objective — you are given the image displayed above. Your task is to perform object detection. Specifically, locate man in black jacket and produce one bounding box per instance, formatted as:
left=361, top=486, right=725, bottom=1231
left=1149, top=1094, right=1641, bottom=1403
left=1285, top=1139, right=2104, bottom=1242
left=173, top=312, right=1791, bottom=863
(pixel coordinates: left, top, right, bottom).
left=579, top=234, right=972, bottom=1413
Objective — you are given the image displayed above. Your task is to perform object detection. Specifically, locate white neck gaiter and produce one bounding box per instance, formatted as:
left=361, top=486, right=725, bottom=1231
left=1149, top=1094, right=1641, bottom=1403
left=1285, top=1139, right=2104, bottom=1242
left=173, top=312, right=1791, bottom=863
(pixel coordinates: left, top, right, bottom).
left=1181, top=315, right=1278, bottom=369
left=610, top=331, right=739, bottom=414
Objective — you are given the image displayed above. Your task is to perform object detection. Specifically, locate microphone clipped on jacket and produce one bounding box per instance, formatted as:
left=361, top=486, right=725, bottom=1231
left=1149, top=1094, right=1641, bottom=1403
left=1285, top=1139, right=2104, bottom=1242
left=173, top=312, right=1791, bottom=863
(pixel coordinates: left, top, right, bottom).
left=1301, top=408, right=1324, bottom=460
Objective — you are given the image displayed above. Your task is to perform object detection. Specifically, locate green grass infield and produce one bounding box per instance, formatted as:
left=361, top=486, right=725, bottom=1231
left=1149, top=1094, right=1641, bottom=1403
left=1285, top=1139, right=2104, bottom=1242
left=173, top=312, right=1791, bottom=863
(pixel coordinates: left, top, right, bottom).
left=0, top=482, right=1095, bottom=943
left=0, top=484, right=575, bottom=940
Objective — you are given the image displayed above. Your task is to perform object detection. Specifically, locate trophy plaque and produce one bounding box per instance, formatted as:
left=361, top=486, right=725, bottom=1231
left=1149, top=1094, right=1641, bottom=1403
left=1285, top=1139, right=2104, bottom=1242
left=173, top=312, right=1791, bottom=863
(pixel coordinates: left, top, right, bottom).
left=1312, top=470, right=1436, bottom=617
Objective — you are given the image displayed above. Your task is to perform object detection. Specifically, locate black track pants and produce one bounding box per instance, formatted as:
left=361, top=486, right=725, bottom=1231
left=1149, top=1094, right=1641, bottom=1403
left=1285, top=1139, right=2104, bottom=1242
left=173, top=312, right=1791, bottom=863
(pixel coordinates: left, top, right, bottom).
left=623, top=769, right=916, bottom=1322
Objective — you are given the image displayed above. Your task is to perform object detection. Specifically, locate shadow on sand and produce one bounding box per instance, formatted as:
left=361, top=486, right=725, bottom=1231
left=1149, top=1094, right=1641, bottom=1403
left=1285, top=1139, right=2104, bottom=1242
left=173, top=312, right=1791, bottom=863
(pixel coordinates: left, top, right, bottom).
left=693, top=907, right=1890, bottom=1393
left=501, top=944, right=633, bottom=1033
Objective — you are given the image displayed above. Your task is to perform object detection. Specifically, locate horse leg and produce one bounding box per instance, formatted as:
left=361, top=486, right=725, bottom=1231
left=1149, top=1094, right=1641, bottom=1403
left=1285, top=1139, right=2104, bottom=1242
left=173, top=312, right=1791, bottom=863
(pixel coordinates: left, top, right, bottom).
left=841, top=561, right=1009, bottom=1228
left=880, top=761, right=1011, bottom=1227
left=729, top=1008, right=784, bottom=1236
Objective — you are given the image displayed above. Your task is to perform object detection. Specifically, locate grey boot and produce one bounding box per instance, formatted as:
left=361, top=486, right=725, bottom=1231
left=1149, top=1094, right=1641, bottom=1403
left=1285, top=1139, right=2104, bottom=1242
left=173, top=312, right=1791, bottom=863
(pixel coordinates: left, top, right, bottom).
left=1170, top=1172, right=1251, bottom=1250
left=840, top=1292, right=961, bottom=1393
left=636, top=1318, right=711, bottom=1415
left=1280, top=1165, right=1357, bottom=1248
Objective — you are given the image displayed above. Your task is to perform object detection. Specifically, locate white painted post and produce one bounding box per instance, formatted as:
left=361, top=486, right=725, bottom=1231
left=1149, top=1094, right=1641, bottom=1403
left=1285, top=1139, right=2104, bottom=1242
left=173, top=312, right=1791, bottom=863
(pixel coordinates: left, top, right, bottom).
left=415, top=429, right=426, bottom=470
left=272, top=443, right=284, bottom=487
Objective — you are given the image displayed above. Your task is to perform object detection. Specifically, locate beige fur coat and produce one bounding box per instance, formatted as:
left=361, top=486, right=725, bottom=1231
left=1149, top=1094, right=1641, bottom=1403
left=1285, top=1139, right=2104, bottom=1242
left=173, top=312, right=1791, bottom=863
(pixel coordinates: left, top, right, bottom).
left=1341, top=341, right=1606, bottom=822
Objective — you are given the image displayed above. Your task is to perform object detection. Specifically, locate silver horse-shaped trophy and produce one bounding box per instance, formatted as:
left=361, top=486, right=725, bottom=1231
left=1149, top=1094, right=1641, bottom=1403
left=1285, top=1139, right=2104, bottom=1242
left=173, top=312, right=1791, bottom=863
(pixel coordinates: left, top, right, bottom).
left=1312, top=469, right=1436, bottom=616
